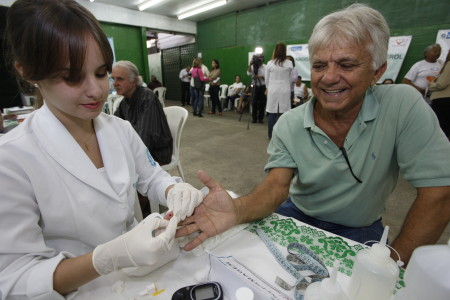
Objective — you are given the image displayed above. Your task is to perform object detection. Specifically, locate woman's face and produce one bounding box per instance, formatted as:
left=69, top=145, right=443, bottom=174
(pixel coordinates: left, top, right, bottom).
left=212, top=61, right=217, bottom=68
left=36, top=36, right=109, bottom=125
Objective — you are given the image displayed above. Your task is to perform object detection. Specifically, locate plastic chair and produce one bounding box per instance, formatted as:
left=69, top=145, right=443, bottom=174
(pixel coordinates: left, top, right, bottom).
left=219, top=84, right=228, bottom=108
left=154, top=87, right=167, bottom=108
left=203, top=83, right=210, bottom=107
left=107, top=94, right=123, bottom=115
left=161, top=106, right=188, bottom=182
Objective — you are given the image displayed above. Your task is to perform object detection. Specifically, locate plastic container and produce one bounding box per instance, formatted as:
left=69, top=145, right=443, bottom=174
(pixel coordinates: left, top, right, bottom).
left=235, top=287, right=254, bottom=300
left=347, top=226, right=399, bottom=300
left=395, top=238, right=450, bottom=300
left=304, top=260, right=349, bottom=300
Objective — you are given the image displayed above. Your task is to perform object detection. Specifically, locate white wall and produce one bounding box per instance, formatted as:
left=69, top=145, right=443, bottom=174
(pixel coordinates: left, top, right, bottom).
left=148, top=53, right=162, bottom=85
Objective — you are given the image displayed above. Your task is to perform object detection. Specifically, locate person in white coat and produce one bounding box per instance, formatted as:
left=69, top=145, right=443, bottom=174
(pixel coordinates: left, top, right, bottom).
left=265, top=43, right=293, bottom=138
left=0, top=0, right=203, bottom=299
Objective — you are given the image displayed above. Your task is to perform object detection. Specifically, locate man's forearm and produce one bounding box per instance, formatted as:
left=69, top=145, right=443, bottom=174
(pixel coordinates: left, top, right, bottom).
left=235, top=168, right=293, bottom=224
left=391, top=186, right=450, bottom=264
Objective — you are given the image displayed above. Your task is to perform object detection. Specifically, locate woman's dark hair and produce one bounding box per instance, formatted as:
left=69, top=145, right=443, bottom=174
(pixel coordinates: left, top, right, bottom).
left=5, top=0, right=113, bottom=83
left=287, top=55, right=295, bottom=67
left=212, top=59, right=220, bottom=69
left=272, top=42, right=287, bottom=66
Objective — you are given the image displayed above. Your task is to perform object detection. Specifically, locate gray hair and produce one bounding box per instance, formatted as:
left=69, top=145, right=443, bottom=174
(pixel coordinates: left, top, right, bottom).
left=308, top=4, right=390, bottom=70
left=114, top=60, right=143, bottom=85
left=423, top=44, right=441, bottom=57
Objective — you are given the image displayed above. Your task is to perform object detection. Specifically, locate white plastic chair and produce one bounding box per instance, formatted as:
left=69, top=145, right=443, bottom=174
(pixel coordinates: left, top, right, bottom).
left=219, top=84, right=228, bottom=108
left=154, top=87, right=167, bottom=108
left=161, top=106, right=188, bottom=182
left=203, top=83, right=210, bottom=107
left=107, top=94, right=123, bottom=115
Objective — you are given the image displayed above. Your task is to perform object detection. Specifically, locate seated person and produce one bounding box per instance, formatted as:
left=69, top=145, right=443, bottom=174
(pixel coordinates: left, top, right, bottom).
left=112, top=61, right=173, bottom=166
left=382, top=78, right=394, bottom=84
left=236, top=85, right=253, bottom=113
left=293, top=75, right=309, bottom=107
left=223, top=75, right=244, bottom=111
left=177, top=4, right=450, bottom=267
left=147, top=75, right=162, bottom=91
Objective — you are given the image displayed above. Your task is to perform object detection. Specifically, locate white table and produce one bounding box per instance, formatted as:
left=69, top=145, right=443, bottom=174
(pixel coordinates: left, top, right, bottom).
left=74, top=214, right=404, bottom=300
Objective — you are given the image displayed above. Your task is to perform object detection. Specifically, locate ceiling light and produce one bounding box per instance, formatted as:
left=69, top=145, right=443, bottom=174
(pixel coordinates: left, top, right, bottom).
left=178, top=0, right=227, bottom=20
left=89, top=0, right=94, bottom=2
left=138, top=0, right=166, bottom=11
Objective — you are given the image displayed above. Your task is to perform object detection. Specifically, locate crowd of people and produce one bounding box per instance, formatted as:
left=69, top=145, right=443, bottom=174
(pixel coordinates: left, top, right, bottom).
left=0, top=0, right=449, bottom=299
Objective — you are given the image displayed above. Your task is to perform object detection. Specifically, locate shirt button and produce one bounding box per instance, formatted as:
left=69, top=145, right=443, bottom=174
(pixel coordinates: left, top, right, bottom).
left=323, top=140, right=328, bottom=144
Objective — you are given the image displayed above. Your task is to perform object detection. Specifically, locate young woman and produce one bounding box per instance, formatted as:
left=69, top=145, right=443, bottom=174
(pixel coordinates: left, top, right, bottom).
left=208, top=59, right=222, bottom=115
left=0, top=0, right=203, bottom=298
left=265, top=43, right=293, bottom=138
left=190, top=58, right=209, bottom=117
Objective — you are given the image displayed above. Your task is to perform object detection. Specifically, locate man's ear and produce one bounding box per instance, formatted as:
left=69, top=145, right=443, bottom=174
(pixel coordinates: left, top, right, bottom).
left=372, top=62, right=387, bottom=85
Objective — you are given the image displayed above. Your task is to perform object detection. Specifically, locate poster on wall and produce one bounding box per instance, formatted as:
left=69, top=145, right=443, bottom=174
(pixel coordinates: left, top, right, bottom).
left=435, top=29, right=450, bottom=64
left=286, top=44, right=311, bottom=80
left=286, top=36, right=412, bottom=82
left=379, top=35, right=412, bottom=83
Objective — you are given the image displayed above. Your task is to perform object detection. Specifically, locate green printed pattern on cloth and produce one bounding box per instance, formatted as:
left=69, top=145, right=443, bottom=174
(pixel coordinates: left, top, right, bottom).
left=245, top=214, right=405, bottom=291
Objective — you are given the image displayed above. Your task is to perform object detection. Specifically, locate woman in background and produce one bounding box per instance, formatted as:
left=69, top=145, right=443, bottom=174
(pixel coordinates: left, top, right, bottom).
left=208, top=59, right=222, bottom=115
left=190, top=58, right=209, bottom=117
left=265, top=42, right=293, bottom=138
left=429, top=50, right=450, bottom=138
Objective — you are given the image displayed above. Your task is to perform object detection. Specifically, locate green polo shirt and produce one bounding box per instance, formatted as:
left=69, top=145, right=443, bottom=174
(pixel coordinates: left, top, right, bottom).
left=265, top=84, right=450, bottom=227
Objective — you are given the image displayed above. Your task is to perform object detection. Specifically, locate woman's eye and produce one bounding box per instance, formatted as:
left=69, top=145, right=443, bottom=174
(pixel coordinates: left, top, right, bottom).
left=96, top=72, right=107, bottom=78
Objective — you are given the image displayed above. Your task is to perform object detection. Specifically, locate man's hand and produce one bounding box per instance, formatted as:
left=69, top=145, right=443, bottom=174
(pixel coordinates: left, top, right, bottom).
left=175, top=170, right=239, bottom=251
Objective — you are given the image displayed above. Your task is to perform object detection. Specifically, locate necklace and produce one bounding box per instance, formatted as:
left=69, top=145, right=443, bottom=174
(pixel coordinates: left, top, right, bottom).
left=76, top=131, right=95, bottom=152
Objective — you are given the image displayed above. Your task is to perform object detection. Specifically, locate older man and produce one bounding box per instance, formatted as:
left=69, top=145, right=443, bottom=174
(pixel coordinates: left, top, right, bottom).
left=112, top=61, right=172, bottom=166
left=402, top=43, right=442, bottom=103
left=177, top=4, right=450, bottom=264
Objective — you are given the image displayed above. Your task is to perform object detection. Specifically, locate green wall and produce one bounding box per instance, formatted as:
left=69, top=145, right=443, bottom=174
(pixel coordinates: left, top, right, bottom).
left=197, top=0, right=450, bottom=86
left=101, top=22, right=150, bottom=83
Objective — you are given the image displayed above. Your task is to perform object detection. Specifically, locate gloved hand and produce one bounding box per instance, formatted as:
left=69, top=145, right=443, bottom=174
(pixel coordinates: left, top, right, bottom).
left=92, top=215, right=178, bottom=275
left=167, top=183, right=203, bottom=221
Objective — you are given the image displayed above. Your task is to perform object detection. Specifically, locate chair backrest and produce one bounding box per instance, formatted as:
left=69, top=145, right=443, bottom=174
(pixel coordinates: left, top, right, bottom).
left=204, top=83, right=210, bottom=93
left=163, top=106, right=188, bottom=160
left=111, top=96, right=123, bottom=114
left=219, top=84, right=228, bottom=98
left=154, top=87, right=167, bottom=107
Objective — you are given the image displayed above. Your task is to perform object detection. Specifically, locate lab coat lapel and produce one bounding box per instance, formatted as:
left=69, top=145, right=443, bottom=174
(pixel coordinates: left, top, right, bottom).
left=94, top=116, right=130, bottom=198
left=33, top=105, right=120, bottom=200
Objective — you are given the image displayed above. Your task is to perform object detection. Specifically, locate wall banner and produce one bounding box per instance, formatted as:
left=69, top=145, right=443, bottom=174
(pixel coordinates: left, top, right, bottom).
left=435, top=29, right=450, bottom=64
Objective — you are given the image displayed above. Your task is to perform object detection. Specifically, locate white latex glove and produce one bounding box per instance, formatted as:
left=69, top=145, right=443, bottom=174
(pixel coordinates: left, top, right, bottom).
left=92, top=215, right=178, bottom=275
left=167, top=183, right=203, bottom=221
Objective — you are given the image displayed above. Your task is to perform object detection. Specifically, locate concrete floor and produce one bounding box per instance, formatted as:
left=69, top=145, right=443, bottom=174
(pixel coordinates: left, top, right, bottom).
left=163, top=99, right=450, bottom=245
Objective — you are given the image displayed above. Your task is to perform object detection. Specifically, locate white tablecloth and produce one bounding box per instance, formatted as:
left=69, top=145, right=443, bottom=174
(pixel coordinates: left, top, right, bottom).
left=74, top=214, right=389, bottom=300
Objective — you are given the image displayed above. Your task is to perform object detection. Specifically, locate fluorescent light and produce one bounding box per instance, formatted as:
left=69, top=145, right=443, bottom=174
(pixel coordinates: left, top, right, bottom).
left=138, top=0, right=166, bottom=11
left=178, top=0, right=227, bottom=20
left=177, top=0, right=216, bottom=14
left=89, top=0, right=94, bottom=2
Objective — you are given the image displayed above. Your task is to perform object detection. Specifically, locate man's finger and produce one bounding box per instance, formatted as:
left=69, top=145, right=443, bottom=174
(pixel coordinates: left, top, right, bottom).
left=175, top=223, right=198, bottom=238
left=197, top=170, right=216, bottom=189
left=183, top=232, right=210, bottom=251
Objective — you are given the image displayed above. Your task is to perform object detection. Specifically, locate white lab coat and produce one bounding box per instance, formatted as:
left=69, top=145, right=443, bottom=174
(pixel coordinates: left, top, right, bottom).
left=265, top=59, right=293, bottom=113
left=0, top=105, right=176, bottom=299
